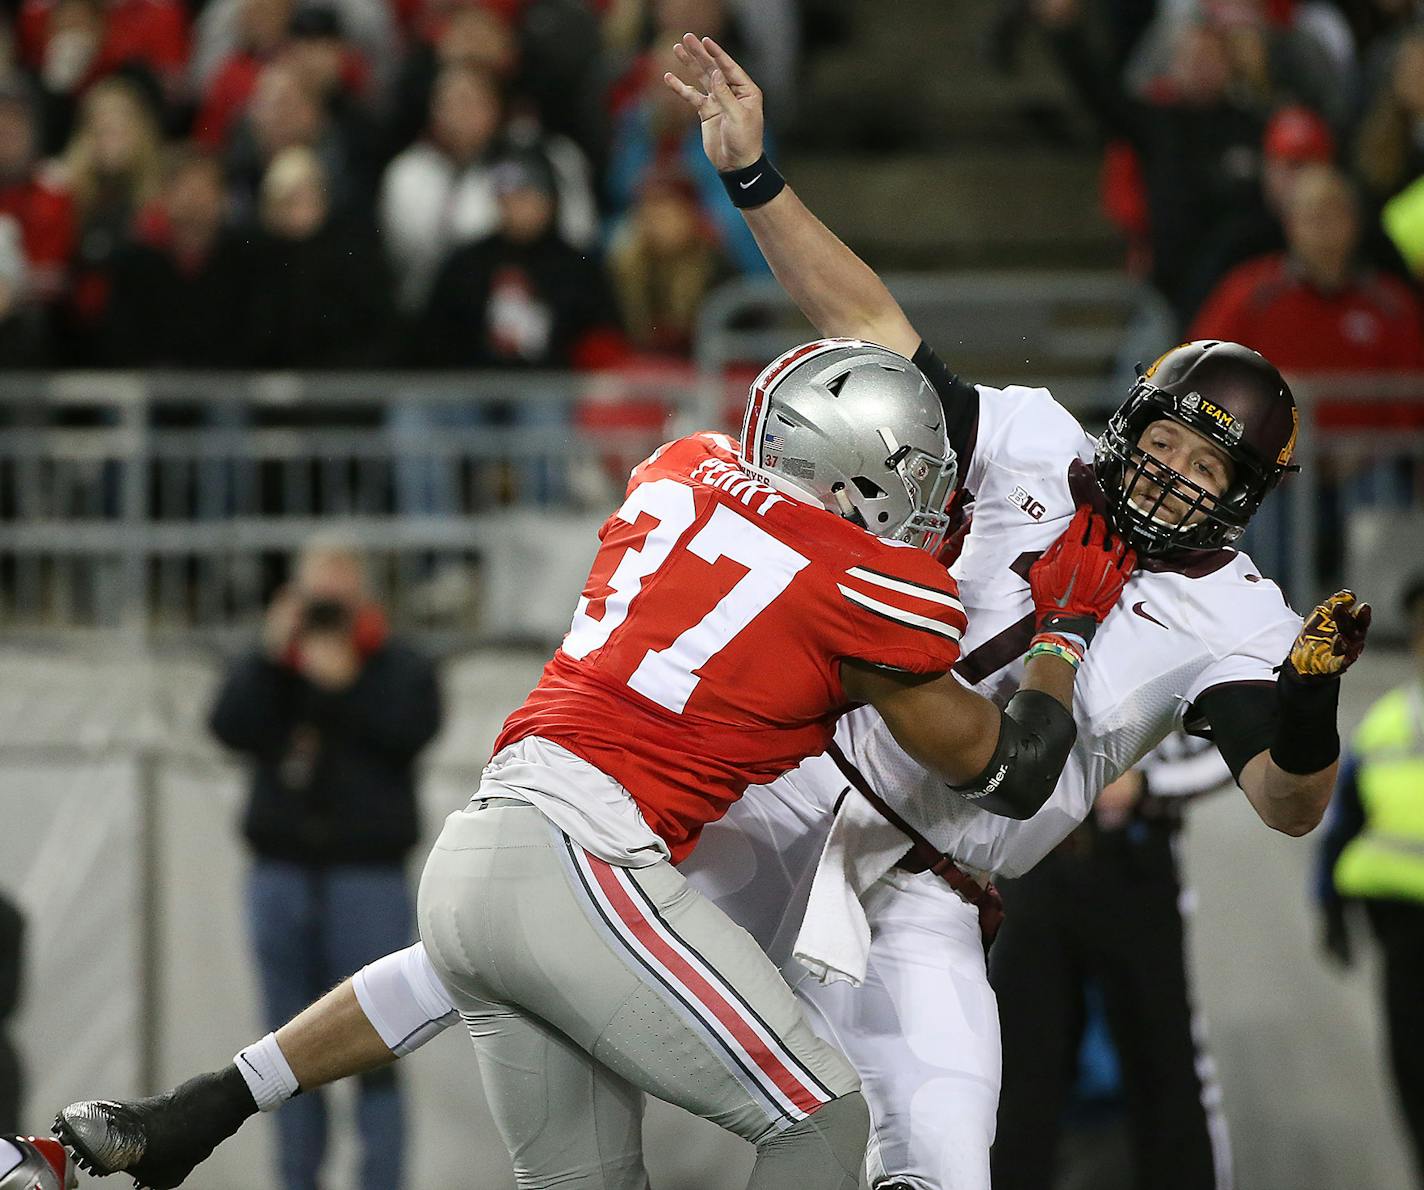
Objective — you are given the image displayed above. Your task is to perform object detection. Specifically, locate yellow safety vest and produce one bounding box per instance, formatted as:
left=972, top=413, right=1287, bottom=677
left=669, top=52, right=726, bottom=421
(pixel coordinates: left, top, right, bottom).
left=1334, top=683, right=1424, bottom=904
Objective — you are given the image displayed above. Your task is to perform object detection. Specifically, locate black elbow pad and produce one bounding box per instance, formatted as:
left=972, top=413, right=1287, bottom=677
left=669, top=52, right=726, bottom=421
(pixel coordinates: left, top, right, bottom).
left=950, top=690, right=1077, bottom=819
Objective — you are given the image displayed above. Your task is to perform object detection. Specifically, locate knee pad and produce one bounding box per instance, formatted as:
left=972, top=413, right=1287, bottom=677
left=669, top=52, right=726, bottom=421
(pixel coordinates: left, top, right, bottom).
left=352, top=943, right=459, bottom=1056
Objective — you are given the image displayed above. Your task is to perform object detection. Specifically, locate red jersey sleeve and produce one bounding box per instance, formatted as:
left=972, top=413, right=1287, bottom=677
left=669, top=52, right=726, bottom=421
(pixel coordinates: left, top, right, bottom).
left=828, top=543, right=966, bottom=676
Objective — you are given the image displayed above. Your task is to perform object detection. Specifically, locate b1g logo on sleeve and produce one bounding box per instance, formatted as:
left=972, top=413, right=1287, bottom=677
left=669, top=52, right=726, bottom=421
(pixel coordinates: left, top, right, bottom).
left=1006, top=485, right=1046, bottom=521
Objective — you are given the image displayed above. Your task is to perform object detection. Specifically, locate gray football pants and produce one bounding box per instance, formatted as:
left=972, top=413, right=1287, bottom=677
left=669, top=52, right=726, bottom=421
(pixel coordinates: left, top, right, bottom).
left=417, top=799, right=867, bottom=1190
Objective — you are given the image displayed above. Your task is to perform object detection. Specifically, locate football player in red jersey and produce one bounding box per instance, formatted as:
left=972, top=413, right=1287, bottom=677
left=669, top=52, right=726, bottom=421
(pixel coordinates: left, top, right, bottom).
left=56, top=341, right=1134, bottom=1190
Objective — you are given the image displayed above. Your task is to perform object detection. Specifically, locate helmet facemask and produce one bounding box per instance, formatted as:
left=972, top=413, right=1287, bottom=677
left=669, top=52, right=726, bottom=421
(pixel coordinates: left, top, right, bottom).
left=1096, top=379, right=1281, bottom=557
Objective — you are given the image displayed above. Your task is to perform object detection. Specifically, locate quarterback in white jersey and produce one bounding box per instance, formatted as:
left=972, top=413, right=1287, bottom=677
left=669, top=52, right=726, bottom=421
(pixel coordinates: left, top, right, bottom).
left=658, top=32, right=1373, bottom=1190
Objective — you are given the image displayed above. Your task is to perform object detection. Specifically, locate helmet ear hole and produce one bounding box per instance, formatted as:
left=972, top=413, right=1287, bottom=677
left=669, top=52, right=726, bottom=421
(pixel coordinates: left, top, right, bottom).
left=877, top=511, right=890, bottom=523
left=850, top=475, right=886, bottom=499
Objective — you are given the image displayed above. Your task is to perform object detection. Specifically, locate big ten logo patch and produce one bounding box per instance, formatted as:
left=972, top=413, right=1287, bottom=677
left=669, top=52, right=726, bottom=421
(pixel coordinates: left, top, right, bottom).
left=1006, top=485, right=1046, bottom=521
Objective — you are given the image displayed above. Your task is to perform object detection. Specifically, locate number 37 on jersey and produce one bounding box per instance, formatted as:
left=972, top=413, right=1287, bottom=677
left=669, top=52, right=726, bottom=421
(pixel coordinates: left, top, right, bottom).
left=560, top=434, right=970, bottom=723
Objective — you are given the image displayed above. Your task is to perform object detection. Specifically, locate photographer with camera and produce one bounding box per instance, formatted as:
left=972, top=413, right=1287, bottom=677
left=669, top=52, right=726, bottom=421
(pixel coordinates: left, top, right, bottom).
left=208, top=536, right=442, bottom=1190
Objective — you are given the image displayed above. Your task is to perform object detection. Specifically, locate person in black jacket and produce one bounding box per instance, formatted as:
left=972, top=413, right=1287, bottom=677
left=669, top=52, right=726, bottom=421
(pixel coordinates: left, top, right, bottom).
left=415, top=149, right=617, bottom=370
left=102, top=147, right=253, bottom=367
left=990, top=732, right=1236, bottom=1190
left=209, top=536, right=441, bottom=1190
left=247, top=145, right=393, bottom=369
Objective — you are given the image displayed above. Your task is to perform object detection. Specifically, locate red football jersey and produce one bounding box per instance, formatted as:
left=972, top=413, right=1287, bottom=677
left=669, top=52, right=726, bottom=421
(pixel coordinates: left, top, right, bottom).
left=495, top=433, right=967, bottom=861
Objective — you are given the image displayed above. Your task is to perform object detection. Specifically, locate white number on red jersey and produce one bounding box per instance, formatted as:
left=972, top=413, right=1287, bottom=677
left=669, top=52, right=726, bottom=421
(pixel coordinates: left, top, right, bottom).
left=565, top=478, right=810, bottom=714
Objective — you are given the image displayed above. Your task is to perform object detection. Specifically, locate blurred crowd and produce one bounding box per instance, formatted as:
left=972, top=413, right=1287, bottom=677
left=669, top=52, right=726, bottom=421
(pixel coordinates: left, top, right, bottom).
left=1, top=0, right=1423, bottom=385
left=0, top=0, right=819, bottom=370
left=1007, top=0, right=1424, bottom=391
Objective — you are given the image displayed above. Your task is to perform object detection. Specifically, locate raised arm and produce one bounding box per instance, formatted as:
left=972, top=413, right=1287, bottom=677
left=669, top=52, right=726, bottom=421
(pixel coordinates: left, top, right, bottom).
left=664, top=34, right=920, bottom=356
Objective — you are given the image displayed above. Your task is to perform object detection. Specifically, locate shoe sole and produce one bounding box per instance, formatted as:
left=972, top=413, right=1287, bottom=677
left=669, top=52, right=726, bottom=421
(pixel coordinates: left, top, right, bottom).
left=53, top=1111, right=150, bottom=1188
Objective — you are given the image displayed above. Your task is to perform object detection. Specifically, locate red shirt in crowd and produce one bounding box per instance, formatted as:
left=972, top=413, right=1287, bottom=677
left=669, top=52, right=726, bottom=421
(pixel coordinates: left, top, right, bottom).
left=1189, top=253, right=1424, bottom=428
left=18, top=0, right=188, bottom=84
left=0, top=169, right=74, bottom=300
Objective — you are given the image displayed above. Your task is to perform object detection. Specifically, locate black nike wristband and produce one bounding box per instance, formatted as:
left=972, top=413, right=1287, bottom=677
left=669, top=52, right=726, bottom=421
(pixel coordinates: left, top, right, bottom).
left=719, top=154, right=786, bottom=210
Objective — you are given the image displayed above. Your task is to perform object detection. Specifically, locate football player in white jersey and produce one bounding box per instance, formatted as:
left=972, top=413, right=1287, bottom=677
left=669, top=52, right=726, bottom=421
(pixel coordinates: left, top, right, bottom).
left=654, top=32, right=1372, bottom=1190
left=52, top=35, right=1372, bottom=1190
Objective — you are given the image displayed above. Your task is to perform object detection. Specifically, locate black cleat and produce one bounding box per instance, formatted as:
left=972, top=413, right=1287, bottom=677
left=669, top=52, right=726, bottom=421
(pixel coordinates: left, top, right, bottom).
left=53, top=1067, right=257, bottom=1188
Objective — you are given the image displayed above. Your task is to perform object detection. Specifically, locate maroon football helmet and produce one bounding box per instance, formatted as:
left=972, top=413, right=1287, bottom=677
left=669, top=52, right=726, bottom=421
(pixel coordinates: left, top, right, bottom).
left=1094, top=340, right=1300, bottom=557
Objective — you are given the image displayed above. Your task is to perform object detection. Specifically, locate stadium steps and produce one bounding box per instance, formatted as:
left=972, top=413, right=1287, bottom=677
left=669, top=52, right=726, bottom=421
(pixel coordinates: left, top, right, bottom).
left=782, top=0, right=1122, bottom=271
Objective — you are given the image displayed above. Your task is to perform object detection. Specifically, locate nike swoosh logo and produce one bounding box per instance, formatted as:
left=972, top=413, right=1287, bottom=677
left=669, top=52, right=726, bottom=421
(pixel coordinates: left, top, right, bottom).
left=1132, top=600, right=1169, bottom=630
left=739, top=174, right=763, bottom=189
left=240, top=1054, right=262, bottom=1078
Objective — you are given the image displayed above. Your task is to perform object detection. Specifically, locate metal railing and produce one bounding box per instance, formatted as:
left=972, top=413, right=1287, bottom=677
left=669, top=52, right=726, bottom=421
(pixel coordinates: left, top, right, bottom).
left=0, top=361, right=1420, bottom=646
left=0, top=370, right=717, bottom=649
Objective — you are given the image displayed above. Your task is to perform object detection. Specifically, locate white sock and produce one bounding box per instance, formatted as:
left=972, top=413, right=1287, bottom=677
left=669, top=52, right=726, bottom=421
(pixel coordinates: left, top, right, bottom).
left=234, top=1032, right=300, bottom=1112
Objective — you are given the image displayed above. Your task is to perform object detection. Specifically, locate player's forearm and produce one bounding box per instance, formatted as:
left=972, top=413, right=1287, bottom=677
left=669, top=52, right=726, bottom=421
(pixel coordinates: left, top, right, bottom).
left=1238, top=750, right=1336, bottom=836
left=1020, top=652, right=1076, bottom=711
left=742, top=186, right=920, bottom=356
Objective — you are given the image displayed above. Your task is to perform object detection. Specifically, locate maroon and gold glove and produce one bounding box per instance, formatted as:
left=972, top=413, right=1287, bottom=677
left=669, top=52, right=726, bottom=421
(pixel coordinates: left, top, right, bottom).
left=1286, top=590, right=1371, bottom=681
left=1029, top=505, right=1137, bottom=649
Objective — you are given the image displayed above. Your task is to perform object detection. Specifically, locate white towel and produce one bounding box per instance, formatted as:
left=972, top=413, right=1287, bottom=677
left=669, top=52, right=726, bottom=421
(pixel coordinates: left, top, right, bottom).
left=792, top=789, right=913, bottom=987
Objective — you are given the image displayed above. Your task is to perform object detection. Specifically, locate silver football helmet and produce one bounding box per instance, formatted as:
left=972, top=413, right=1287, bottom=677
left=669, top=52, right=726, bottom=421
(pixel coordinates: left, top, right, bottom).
left=0, top=1138, right=75, bottom=1190
left=739, top=339, right=957, bottom=552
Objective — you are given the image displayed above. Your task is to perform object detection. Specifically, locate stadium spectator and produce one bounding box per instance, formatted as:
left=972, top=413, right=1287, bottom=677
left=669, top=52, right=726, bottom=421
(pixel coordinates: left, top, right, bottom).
left=101, top=147, right=251, bottom=365
left=1121, top=0, right=1355, bottom=126
left=1191, top=162, right=1424, bottom=580
left=191, top=0, right=394, bottom=104
left=1189, top=163, right=1424, bottom=374
left=1316, top=575, right=1424, bottom=1188
left=1353, top=27, right=1424, bottom=207
left=18, top=0, right=188, bottom=110
left=247, top=145, right=392, bottom=367
left=1034, top=0, right=1269, bottom=321
left=56, top=74, right=162, bottom=356
left=607, top=39, right=769, bottom=274
left=991, top=732, right=1236, bottom=1190
left=224, top=59, right=372, bottom=222
left=0, top=215, right=51, bottom=366
left=606, top=166, right=731, bottom=357
left=280, top=7, right=371, bottom=115
left=379, top=63, right=505, bottom=314
left=415, top=151, right=619, bottom=369
left=190, top=0, right=295, bottom=150
left=208, top=536, right=441, bottom=1190
left=381, top=3, right=517, bottom=164
left=511, top=0, right=608, bottom=168
left=0, top=893, right=21, bottom=1133
left=0, top=78, right=74, bottom=302
left=1178, top=104, right=1336, bottom=322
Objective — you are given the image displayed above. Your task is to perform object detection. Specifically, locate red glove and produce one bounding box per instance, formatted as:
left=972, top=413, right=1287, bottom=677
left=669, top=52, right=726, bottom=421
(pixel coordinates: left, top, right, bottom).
left=1029, top=505, right=1136, bottom=645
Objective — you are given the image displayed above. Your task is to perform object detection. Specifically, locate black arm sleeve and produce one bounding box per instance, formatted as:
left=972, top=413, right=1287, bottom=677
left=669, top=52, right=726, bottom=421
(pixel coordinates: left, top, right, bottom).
left=912, top=341, right=980, bottom=477
left=1190, top=681, right=1278, bottom=781
left=950, top=689, right=1077, bottom=820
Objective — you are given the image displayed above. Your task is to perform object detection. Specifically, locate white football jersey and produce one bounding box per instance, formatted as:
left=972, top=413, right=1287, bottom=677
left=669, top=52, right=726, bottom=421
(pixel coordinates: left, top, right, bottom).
left=836, top=382, right=1302, bottom=878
